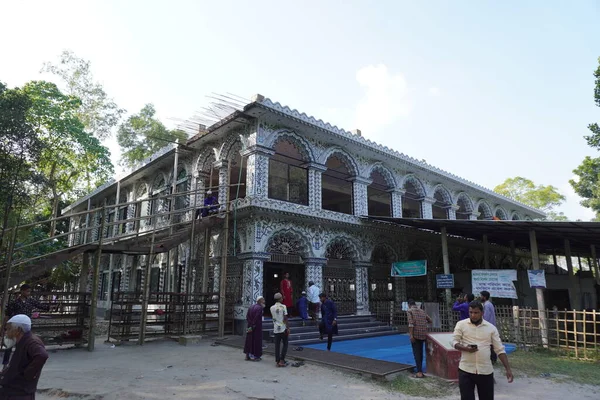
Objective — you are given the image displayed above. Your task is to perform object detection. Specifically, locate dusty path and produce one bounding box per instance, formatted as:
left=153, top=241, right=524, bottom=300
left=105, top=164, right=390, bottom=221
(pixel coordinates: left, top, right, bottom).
left=36, top=339, right=599, bottom=400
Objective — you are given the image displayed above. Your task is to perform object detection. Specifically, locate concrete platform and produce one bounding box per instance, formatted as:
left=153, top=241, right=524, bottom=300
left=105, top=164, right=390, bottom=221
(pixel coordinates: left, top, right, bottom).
left=216, top=335, right=413, bottom=380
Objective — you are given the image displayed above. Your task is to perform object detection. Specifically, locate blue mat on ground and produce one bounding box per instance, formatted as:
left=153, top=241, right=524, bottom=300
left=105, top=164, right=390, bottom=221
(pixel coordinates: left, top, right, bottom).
left=304, top=334, right=517, bottom=373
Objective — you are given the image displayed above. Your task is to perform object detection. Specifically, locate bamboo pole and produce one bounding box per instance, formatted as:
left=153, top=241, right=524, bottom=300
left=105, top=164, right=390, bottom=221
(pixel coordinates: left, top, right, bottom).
left=88, top=202, right=107, bottom=352
left=138, top=227, right=157, bottom=345
left=0, top=226, right=19, bottom=332
left=218, top=168, right=231, bottom=338
left=183, top=176, right=200, bottom=335
left=529, top=230, right=548, bottom=346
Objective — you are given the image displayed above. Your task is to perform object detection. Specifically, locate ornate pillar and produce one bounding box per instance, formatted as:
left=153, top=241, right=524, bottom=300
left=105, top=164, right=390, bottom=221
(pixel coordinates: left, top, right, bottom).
left=305, top=163, right=327, bottom=210
left=421, top=197, right=435, bottom=219
left=211, top=258, right=220, bottom=293
left=351, top=177, right=371, bottom=216
left=214, top=160, right=229, bottom=210
left=235, top=252, right=269, bottom=334
left=390, top=189, right=404, bottom=218
left=354, top=262, right=371, bottom=315
left=243, top=145, right=273, bottom=200
left=469, top=211, right=480, bottom=220
left=448, top=205, right=459, bottom=220
left=304, top=257, right=327, bottom=290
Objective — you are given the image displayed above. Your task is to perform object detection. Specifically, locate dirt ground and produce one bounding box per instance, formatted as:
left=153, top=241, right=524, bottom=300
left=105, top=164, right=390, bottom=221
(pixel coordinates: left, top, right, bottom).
left=35, top=338, right=600, bottom=400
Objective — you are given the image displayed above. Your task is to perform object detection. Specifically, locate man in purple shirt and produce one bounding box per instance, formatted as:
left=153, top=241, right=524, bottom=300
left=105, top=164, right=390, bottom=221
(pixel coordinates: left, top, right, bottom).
left=480, top=291, right=498, bottom=364
left=452, top=293, right=475, bottom=320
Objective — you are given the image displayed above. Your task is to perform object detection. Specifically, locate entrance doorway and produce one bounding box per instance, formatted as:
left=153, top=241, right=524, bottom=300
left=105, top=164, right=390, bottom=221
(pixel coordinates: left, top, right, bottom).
left=263, top=262, right=305, bottom=316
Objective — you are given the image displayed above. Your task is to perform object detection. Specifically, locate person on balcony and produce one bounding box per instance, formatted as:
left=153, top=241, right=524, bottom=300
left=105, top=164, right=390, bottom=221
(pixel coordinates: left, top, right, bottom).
left=195, top=190, right=219, bottom=219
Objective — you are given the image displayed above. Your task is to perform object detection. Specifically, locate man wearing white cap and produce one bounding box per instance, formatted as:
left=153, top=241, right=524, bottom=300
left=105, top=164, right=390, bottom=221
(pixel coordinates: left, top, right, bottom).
left=0, top=314, right=49, bottom=399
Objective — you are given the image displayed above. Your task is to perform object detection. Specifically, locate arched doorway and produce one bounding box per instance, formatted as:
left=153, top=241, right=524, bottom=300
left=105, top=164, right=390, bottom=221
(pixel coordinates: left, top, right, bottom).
left=405, top=250, right=429, bottom=301
left=369, top=244, right=396, bottom=312
left=323, top=238, right=358, bottom=314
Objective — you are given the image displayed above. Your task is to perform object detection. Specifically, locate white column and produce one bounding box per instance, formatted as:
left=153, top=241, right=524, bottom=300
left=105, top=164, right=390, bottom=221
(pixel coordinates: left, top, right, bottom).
left=243, top=145, right=273, bottom=200
left=390, top=189, right=404, bottom=218
left=214, top=160, right=229, bottom=210
left=355, top=262, right=371, bottom=315
left=306, top=163, right=327, bottom=210
left=469, top=211, right=480, bottom=220
left=421, top=197, right=435, bottom=219
left=351, top=177, right=371, bottom=216
left=448, top=205, right=459, bottom=220
left=305, top=257, right=327, bottom=290
left=240, top=254, right=267, bottom=307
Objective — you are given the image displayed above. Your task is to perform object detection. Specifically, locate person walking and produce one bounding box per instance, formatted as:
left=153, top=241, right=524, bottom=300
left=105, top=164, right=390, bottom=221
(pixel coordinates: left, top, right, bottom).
left=318, top=293, right=338, bottom=351
left=0, top=314, right=49, bottom=400
left=2, top=285, right=49, bottom=370
left=453, top=294, right=475, bottom=321
left=243, top=296, right=265, bottom=361
left=480, top=291, right=497, bottom=364
left=306, top=281, right=321, bottom=323
left=452, top=301, right=513, bottom=400
left=296, top=291, right=309, bottom=326
left=270, top=293, right=289, bottom=367
left=407, top=299, right=432, bottom=378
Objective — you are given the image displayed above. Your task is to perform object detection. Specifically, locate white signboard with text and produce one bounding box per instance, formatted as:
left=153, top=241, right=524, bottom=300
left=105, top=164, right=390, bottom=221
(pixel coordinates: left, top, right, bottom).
left=471, top=269, right=518, bottom=299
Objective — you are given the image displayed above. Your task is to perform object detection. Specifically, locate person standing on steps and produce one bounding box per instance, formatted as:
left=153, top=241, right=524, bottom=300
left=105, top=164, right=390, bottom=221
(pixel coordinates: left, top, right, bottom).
left=452, top=301, right=513, bottom=400
left=279, top=272, right=293, bottom=311
left=296, top=291, right=309, bottom=326
left=318, top=293, right=338, bottom=351
left=306, top=281, right=321, bottom=324
left=244, top=297, right=265, bottom=361
left=270, top=293, right=289, bottom=367
left=480, top=291, right=497, bottom=364
left=407, top=299, right=432, bottom=378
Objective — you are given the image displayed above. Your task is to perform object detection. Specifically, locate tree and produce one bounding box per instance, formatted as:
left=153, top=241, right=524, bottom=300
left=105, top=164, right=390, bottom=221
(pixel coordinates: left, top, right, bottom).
left=570, top=156, right=600, bottom=216
left=494, top=177, right=567, bottom=219
left=583, top=57, right=600, bottom=149
left=42, top=50, right=125, bottom=140
left=0, top=81, right=45, bottom=247
left=117, top=104, right=188, bottom=169
left=22, top=81, right=113, bottom=235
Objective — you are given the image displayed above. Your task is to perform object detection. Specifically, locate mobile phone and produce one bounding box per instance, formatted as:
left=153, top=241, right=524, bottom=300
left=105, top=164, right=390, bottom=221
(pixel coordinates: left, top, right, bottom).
left=469, top=344, right=478, bottom=349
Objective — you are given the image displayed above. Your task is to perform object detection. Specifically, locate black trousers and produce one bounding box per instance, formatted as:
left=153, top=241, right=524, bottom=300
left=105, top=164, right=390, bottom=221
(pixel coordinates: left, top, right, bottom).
left=2, top=347, right=11, bottom=365
left=319, top=324, right=334, bottom=350
left=274, top=332, right=288, bottom=363
left=459, top=369, right=494, bottom=400
left=411, top=339, right=425, bottom=373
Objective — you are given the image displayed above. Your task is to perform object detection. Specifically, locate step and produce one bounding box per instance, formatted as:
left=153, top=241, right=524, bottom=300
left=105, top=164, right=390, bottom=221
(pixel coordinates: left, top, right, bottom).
left=268, top=326, right=395, bottom=343
left=264, top=321, right=386, bottom=336
left=263, top=315, right=375, bottom=328
left=289, top=330, right=399, bottom=346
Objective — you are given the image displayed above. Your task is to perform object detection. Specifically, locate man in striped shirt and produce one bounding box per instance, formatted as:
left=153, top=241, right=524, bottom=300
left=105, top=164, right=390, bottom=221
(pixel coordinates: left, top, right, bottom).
left=407, top=299, right=431, bottom=378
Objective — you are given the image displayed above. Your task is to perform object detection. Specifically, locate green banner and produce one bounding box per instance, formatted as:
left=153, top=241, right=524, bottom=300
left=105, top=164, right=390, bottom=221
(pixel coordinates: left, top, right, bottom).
left=391, top=260, right=427, bottom=277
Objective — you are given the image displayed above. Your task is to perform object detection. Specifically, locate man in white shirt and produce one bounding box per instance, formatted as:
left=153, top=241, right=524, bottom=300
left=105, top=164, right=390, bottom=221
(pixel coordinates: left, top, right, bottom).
left=270, top=293, right=289, bottom=367
left=452, top=301, right=513, bottom=400
left=306, top=281, right=321, bottom=323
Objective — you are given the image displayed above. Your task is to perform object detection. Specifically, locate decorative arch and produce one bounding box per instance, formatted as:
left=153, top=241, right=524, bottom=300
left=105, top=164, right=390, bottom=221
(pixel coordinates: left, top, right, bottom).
left=218, top=133, right=243, bottom=162
left=456, top=192, right=474, bottom=213
left=195, top=147, right=218, bottom=173
left=475, top=199, right=493, bottom=220
left=365, top=163, right=397, bottom=189
left=135, top=182, right=148, bottom=199
left=406, top=247, right=428, bottom=261
left=510, top=211, right=522, bottom=221
left=370, top=243, right=398, bottom=264
left=319, top=147, right=359, bottom=176
left=325, top=237, right=359, bottom=260
left=432, top=184, right=453, bottom=205
left=265, top=130, right=315, bottom=162
left=265, top=229, right=311, bottom=257
left=494, top=206, right=508, bottom=220
left=401, top=175, right=426, bottom=198
left=152, top=173, right=167, bottom=191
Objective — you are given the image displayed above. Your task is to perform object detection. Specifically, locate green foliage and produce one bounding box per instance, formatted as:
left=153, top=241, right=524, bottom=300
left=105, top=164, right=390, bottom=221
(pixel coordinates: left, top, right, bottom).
left=494, top=177, right=566, bottom=219
left=117, top=103, right=188, bottom=168
left=583, top=57, right=600, bottom=149
left=570, top=156, right=600, bottom=214
left=42, top=50, right=125, bottom=140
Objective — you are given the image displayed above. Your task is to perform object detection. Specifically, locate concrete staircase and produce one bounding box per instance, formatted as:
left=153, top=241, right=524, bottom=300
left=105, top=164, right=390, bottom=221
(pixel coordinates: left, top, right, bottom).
left=262, top=315, right=397, bottom=346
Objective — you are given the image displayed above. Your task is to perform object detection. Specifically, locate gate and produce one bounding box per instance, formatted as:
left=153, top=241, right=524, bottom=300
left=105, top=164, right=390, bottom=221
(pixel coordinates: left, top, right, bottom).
left=322, top=264, right=356, bottom=315
left=369, top=263, right=394, bottom=313
left=225, top=263, right=242, bottom=321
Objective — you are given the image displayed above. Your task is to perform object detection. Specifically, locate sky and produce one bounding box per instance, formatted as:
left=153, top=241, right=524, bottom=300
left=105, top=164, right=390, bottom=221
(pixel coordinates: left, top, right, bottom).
left=1, top=1, right=599, bottom=220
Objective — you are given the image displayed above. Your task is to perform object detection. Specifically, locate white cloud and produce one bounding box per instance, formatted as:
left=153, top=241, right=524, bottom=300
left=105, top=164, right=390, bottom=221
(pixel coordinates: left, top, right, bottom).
left=428, top=87, right=441, bottom=97
left=354, top=64, right=411, bottom=135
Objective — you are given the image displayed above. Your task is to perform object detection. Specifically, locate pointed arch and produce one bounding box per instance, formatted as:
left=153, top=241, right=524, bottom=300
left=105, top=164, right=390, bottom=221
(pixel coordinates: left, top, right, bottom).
left=195, top=147, right=218, bottom=173
left=318, top=147, right=359, bottom=176
left=401, top=175, right=426, bottom=198
left=325, top=236, right=360, bottom=261
left=265, top=129, right=315, bottom=162
left=494, top=206, right=508, bottom=220
left=475, top=199, right=493, bottom=220
left=218, top=133, right=243, bottom=162
left=510, top=211, right=522, bottom=221
left=370, top=243, right=398, bottom=264
left=432, top=184, right=453, bottom=205
left=265, top=229, right=311, bottom=258
left=365, top=163, right=397, bottom=189
left=456, top=192, right=474, bottom=213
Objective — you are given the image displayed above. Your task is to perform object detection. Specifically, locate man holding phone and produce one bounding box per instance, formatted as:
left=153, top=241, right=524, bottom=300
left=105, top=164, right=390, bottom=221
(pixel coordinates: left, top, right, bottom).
left=452, top=301, right=513, bottom=400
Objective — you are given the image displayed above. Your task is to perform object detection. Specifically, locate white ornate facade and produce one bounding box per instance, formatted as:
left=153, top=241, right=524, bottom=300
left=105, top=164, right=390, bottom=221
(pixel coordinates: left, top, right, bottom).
left=65, top=94, right=544, bottom=328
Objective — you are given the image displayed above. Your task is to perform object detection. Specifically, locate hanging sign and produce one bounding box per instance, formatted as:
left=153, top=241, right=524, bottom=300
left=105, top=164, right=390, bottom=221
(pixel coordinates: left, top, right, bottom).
left=528, top=270, right=547, bottom=289
left=471, top=269, right=518, bottom=299
left=391, top=260, right=427, bottom=277
left=436, top=274, right=455, bottom=289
